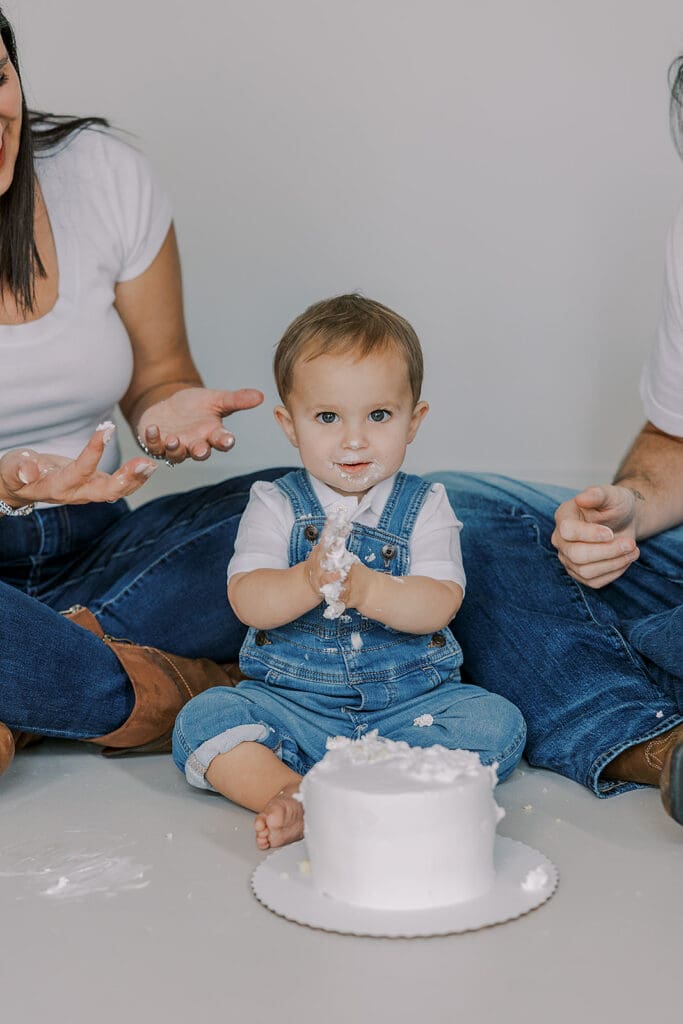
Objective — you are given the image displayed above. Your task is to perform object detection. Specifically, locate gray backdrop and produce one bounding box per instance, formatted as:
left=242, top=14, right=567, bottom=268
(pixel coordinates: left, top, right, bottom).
left=9, top=0, right=683, bottom=493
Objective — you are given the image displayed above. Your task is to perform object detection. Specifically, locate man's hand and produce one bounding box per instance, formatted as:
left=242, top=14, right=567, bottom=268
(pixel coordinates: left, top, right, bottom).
left=136, top=386, right=264, bottom=464
left=551, top=484, right=640, bottom=588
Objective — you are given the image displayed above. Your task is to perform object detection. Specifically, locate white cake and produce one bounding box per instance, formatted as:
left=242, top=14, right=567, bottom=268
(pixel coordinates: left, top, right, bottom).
left=299, top=732, right=504, bottom=910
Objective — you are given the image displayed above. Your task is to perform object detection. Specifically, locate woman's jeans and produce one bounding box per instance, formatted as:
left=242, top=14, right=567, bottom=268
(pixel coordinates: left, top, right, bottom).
left=0, top=469, right=289, bottom=739
left=426, top=472, right=683, bottom=797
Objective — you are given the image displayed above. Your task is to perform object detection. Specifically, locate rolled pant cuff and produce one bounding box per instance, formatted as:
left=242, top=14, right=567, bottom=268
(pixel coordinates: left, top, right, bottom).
left=589, top=713, right=683, bottom=797
left=185, top=723, right=273, bottom=790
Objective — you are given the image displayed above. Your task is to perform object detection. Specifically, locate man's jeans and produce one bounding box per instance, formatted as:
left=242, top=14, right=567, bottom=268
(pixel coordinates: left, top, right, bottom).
left=427, top=472, right=683, bottom=796
left=0, top=469, right=289, bottom=739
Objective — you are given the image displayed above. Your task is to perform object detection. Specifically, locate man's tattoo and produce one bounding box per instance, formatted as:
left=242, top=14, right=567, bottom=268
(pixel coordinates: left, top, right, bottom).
left=614, top=482, right=645, bottom=502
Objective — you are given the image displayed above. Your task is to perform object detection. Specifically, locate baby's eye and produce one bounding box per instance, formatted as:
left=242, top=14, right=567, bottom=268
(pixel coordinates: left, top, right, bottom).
left=369, top=409, right=391, bottom=423
left=316, top=411, right=339, bottom=424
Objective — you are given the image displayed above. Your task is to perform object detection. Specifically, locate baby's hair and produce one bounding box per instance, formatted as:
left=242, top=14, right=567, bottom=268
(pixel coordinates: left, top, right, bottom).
left=274, top=293, right=423, bottom=405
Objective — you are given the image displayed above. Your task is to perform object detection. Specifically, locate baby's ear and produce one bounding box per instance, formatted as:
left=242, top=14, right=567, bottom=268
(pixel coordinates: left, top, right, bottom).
left=407, top=400, right=429, bottom=443
left=274, top=406, right=299, bottom=448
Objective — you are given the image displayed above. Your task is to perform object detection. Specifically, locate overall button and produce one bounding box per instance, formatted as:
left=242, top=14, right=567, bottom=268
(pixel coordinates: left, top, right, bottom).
left=380, top=544, right=396, bottom=567
left=304, top=525, right=319, bottom=542
left=428, top=632, right=446, bottom=648
left=255, top=631, right=271, bottom=646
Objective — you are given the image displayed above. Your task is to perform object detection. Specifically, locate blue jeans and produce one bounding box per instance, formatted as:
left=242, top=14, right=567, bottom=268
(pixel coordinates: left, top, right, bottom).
left=172, top=676, right=526, bottom=787
left=426, top=472, right=683, bottom=797
left=0, top=469, right=290, bottom=739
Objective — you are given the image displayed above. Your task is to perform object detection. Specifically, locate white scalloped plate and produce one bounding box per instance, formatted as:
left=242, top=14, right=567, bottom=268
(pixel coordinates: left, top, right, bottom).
left=251, top=836, right=558, bottom=937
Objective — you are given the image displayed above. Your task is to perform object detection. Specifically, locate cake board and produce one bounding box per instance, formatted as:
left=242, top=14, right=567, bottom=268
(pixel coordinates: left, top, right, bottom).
left=251, top=836, right=558, bottom=937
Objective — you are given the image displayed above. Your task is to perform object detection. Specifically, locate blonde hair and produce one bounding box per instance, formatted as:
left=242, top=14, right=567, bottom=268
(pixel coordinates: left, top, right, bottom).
left=274, top=294, right=423, bottom=405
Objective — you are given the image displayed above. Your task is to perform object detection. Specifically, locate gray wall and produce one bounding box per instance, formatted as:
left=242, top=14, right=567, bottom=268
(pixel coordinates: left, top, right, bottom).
left=9, top=1, right=683, bottom=492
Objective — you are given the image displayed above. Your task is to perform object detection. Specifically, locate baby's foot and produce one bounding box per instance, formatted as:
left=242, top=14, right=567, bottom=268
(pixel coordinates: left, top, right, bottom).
left=254, top=783, right=304, bottom=850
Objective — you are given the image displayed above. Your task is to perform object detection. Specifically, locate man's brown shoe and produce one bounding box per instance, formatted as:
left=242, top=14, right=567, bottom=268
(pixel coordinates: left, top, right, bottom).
left=604, top=721, right=683, bottom=824
left=0, top=722, right=14, bottom=777
left=660, top=737, right=683, bottom=825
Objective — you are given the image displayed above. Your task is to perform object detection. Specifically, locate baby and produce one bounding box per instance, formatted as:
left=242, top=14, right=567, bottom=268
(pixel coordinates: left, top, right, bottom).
left=172, top=294, right=525, bottom=848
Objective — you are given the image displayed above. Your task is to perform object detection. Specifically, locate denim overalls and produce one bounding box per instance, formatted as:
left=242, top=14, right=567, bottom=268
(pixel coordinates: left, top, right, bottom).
left=173, top=471, right=526, bottom=786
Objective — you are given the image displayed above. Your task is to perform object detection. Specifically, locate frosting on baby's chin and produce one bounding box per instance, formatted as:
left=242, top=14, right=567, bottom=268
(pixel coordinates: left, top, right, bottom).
left=328, top=460, right=386, bottom=492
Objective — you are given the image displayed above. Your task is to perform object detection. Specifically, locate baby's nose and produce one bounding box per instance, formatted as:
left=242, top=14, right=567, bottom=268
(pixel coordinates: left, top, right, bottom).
left=342, top=433, right=368, bottom=450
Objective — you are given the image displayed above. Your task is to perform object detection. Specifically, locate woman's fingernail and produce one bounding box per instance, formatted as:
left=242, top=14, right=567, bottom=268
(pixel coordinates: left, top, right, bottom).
left=18, top=468, right=30, bottom=485
left=224, top=435, right=235, bottom=450
left=166, top=439, right=179, bottom=451
left=135, top=463, right=158, bottom=477
left=147, top=426, right=159, bottom=440
left=97, top=420, right=116, bottom=445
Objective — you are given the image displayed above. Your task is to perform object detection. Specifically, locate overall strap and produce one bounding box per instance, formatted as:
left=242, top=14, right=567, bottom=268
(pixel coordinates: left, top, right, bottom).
left=275, top=470, right=327, bottom=567
left=274, top=470, right=324, bottom=518
left=377, top=471, right=432, bottom=540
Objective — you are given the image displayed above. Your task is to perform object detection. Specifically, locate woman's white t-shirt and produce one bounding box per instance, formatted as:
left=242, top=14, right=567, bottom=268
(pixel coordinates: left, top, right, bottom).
left=0, top=128, right=172, bottom=474
left=641, top=200, right=683, bottom=436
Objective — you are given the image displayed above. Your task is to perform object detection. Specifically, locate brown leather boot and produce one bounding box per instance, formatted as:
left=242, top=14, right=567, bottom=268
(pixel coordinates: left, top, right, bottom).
left=62, top=605, right=243, bottom=755
left=0, top=722, right=14, bottom=777
left=603, top=722, right=683, bottom=824
left=0, top=726, right=43, bottom=777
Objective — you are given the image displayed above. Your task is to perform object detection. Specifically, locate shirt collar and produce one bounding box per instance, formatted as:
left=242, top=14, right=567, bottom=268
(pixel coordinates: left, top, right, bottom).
left=308, top=472, right=397, bottom=520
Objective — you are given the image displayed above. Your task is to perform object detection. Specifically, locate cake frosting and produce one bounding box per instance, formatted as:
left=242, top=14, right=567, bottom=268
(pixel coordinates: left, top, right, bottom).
left=318, top=505, right=358, bottom=619
left=299, top=732, right=504, bottom=910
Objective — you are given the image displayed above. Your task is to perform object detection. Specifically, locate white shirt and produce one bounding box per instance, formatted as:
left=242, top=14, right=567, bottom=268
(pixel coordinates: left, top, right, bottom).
left=641, top=200, right=683, bottom=436
left=0, top=129, right=173, bottom=475
left=228, top=473, right=466, bottom=591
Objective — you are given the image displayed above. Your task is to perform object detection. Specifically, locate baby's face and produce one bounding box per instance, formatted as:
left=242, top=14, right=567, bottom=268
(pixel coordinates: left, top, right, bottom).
left=275, top=345, right=428, bottom=498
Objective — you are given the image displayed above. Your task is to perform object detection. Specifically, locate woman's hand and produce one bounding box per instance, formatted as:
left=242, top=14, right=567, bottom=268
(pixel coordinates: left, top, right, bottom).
left=551, top=484, right=640, bottom=587
left=0, top=424, right=157, bottom=508
left=135, top=386, right=264, bottom=464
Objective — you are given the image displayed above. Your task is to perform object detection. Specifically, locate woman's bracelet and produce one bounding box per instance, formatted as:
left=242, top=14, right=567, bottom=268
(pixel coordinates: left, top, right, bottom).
left=136, top=436, right=175, bottom=468
left=0, top=498, right=35, bottom=517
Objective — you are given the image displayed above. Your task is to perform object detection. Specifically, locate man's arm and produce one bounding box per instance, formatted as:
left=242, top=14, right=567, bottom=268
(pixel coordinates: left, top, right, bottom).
left=613, top=421, right=683, bottom=538
left=551, top=421, right=683, bottom=588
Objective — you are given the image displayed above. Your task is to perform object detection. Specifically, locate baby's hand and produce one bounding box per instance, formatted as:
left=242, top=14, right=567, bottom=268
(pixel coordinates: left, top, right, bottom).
left=338, top=561, right=373, bottom=613
left=304, top=542, right=346, bottom=599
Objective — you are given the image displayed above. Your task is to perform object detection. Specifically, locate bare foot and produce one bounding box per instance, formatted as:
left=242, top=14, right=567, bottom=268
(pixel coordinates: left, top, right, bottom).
left=254, top=783, right=304, bottom=850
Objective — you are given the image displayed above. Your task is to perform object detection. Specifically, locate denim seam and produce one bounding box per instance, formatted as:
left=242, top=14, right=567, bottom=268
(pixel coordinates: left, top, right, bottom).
left=520, top=505, right=659, bottom=685
left=243, top=649, right=460, bottom=683
left=91, top=520, right=232, bottom=617
left=494, top=723, right=527, bottom=764
left=588, top=713, right=683, bottom=796
left=184, top=723, right=273, bottom=789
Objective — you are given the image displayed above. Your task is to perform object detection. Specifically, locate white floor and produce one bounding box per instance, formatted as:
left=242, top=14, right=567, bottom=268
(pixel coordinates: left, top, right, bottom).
left=1, top=741, right=680, bottom=1024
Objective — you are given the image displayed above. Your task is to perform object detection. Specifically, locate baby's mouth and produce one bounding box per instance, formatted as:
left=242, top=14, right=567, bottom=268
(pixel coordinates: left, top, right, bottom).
left=336, top=461, right=372, bottom=473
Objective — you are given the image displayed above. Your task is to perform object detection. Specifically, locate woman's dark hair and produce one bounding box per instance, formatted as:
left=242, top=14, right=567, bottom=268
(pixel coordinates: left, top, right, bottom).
left=670, top=56, right=683, bottom=160
left=0, top=9, right=108, bottom=314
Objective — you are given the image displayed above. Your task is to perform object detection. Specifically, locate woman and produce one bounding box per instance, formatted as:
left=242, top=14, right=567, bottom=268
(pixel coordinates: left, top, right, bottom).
left=429, top=58, right=683, bottom=827
left=0, top=9, right=286, bottom=776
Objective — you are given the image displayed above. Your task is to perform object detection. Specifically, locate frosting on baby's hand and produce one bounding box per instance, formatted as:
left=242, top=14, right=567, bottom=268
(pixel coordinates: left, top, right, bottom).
left=319, top=506, right=359, bottom=619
